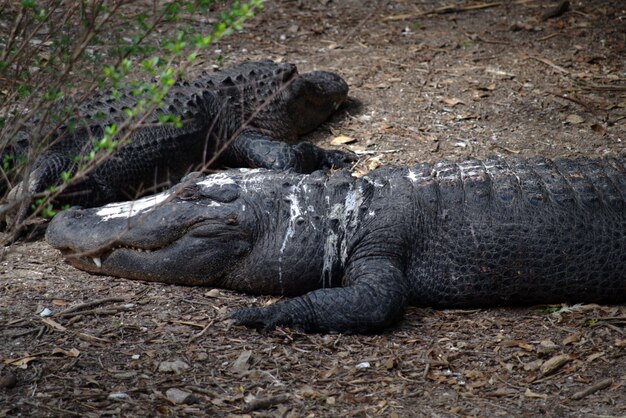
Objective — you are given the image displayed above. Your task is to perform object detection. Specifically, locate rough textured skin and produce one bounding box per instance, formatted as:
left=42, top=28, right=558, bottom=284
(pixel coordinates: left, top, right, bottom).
left=6, top=60, right=353, bottom=215
left=46, top=156, right=626, bottom=333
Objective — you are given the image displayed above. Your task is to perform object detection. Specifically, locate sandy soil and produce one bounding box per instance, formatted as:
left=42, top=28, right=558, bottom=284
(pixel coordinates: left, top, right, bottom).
left=1, top=1, right=625, bottom=416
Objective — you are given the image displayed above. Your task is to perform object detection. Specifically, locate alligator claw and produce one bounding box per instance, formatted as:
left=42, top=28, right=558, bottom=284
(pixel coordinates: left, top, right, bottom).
left=230, top=305, right=289, bottom=332
left=324, top=149, right=358, bottom=169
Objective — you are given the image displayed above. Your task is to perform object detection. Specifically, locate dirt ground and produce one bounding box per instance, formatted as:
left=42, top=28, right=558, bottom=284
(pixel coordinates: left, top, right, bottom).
left=2, top=1, right=625, bottom=416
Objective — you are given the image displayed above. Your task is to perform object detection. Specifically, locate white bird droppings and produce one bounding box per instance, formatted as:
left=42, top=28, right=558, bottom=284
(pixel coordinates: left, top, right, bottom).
left=95, top=191, right=171, bottom=221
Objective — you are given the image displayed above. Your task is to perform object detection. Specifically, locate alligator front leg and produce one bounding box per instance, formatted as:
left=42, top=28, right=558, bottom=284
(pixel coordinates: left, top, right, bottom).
left=230, top=132, right=357, bottom=173
left=230, top=258, right=408, bottom=334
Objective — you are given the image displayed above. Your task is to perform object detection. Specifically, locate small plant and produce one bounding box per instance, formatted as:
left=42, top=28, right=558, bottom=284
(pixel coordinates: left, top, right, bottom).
left=0, top=0, right=264, bottom=234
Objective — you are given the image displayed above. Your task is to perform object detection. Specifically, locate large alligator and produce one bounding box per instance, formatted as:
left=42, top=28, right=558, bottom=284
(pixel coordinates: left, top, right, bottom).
left=4, top=60, right=354, bottom=224
left=46, top=156, right=626, bottom=333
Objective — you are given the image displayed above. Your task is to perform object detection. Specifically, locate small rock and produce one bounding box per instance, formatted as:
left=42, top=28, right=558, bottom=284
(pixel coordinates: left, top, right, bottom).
left=38, top=307, right=52, bottom=317
left=0, top=373, right=17, bottom=389
left=565, top=114, right=584, bottom=124
left=166, top=388, right=193, bottom=404
left=355, top=361, right=370, bottom=369
left=108, top=392, right=130, bottom=401
left=158, top=359, right=190, bottom=374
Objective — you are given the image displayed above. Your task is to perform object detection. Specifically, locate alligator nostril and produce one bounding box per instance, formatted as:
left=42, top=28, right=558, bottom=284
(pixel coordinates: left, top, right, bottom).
left=226, top=213, right=238, bottom=225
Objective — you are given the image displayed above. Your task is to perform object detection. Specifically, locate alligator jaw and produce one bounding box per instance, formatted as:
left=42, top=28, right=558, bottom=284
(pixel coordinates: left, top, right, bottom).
left=63, top=241, right=168, bottom=273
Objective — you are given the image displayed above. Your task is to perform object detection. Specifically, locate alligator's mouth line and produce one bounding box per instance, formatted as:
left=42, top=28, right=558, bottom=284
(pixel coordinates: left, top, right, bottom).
left=64, top=242, right=167, bottom=269
left=66, top=219, right=230, bottom=269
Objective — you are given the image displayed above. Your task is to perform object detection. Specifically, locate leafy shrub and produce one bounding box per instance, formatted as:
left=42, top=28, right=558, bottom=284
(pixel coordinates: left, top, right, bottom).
left=0, top=0, right=263, bottom=237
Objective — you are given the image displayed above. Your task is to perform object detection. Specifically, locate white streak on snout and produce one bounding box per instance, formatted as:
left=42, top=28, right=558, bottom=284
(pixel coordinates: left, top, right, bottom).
left=197, top=172, right=236, bottom=188
left=95, top=191, right=171, bottom=221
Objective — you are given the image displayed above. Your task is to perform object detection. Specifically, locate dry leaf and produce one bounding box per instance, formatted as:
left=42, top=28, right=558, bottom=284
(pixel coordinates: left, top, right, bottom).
left=77, top=332, right=111, bottom=344
left=503, top=339, right=534, bottom=351
left=298, top=385, right=319, bottom=399
left=473, top=90, right=490, bottom=99
left=383, top=357, right=398, bottom=370
left=204, top=289, right=221, bottom=298
left=52, top=347, right=80, bottom=357
left=586, top=352, right=604, bottom=362
left=367, top=157, right=382, bottom=171
left=330, top=135, right=356, bottom=145
left=562, top=333, right=581, bottom=345
left=465, top=370, right=485, bottom=379
left=4, top=356, right=38, bottom=369
left=590, top=123, right=606, bottom=135
left=524, top=388, right=548, bottom=399
left=523, top=359, right=543, bottom=372
left=537, top=339, right=559, bottom=356
left=232, top=350, right=252, bottom=374
left=320, top=367, right=338, bottom=379
left=540, top=354, right=571, bottom=376
left=443, top=97, right=466, bottom=106
left=615, top=339, right=626, bottom=347
left=363, top=83, right=389, bottom=89
left=456, top=112, right=480, bottom=121
left=565, top=114, right=584, bottom=124
left=41, top=317, right=67, bottom=332
left=486, top=67, right=516, bottom=79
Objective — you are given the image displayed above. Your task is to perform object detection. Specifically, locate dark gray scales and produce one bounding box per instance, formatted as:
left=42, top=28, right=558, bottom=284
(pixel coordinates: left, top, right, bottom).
left=46, top=156, right=626, bottom=334
left=5, top=60, right=353, bottom=216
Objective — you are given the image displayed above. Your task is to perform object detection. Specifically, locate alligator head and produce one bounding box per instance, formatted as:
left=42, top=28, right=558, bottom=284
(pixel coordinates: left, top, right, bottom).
left=46, top=169, right=333, bottom=294
left=282, top=70, right=349, bottom=135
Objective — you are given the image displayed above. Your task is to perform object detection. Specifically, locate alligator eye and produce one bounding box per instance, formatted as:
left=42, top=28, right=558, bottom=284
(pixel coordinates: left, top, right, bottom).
left=179, top=185, right=200, bottom=200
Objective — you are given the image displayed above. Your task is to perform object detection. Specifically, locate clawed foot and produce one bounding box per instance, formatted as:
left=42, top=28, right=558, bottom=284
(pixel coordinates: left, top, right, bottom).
left=323, top=149, right=358, bottom=169
left=229, top=305, right=306, bottom=332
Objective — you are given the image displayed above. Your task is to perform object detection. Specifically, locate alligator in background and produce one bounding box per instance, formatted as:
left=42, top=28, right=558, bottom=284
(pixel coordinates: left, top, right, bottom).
left=3, top=60, right=354, bottom=225
left=46, top=156, right=626, bottom=333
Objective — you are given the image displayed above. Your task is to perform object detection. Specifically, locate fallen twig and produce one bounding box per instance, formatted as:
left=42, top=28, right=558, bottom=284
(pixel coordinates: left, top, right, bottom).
left=353, top=149, right=401, bottom=156
left=384, top=2, right=501, bottom=21
left=571, top=378, right=613, bottom=400
left=242, top=394, right=289, bottom=413
left=58, top=306, right=134, bottom=318
left=582, top=84, right=626, bottom=92
left=527, top=55, right=569, bottom=74
left=537, top=32, right=560, bottom=42
left=55, top=297, right=127, bottom=316
left=546, top=91, right=598, bottom=117
left=593, top=321, right=624, bottom=336
left=188, top=319, right=215, bottom=343
left=168, top=320, right=206, bottom=329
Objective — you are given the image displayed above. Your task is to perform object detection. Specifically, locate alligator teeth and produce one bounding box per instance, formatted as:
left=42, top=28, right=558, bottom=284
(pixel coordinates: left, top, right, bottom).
left=92, top=257, right=102, bottom=268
